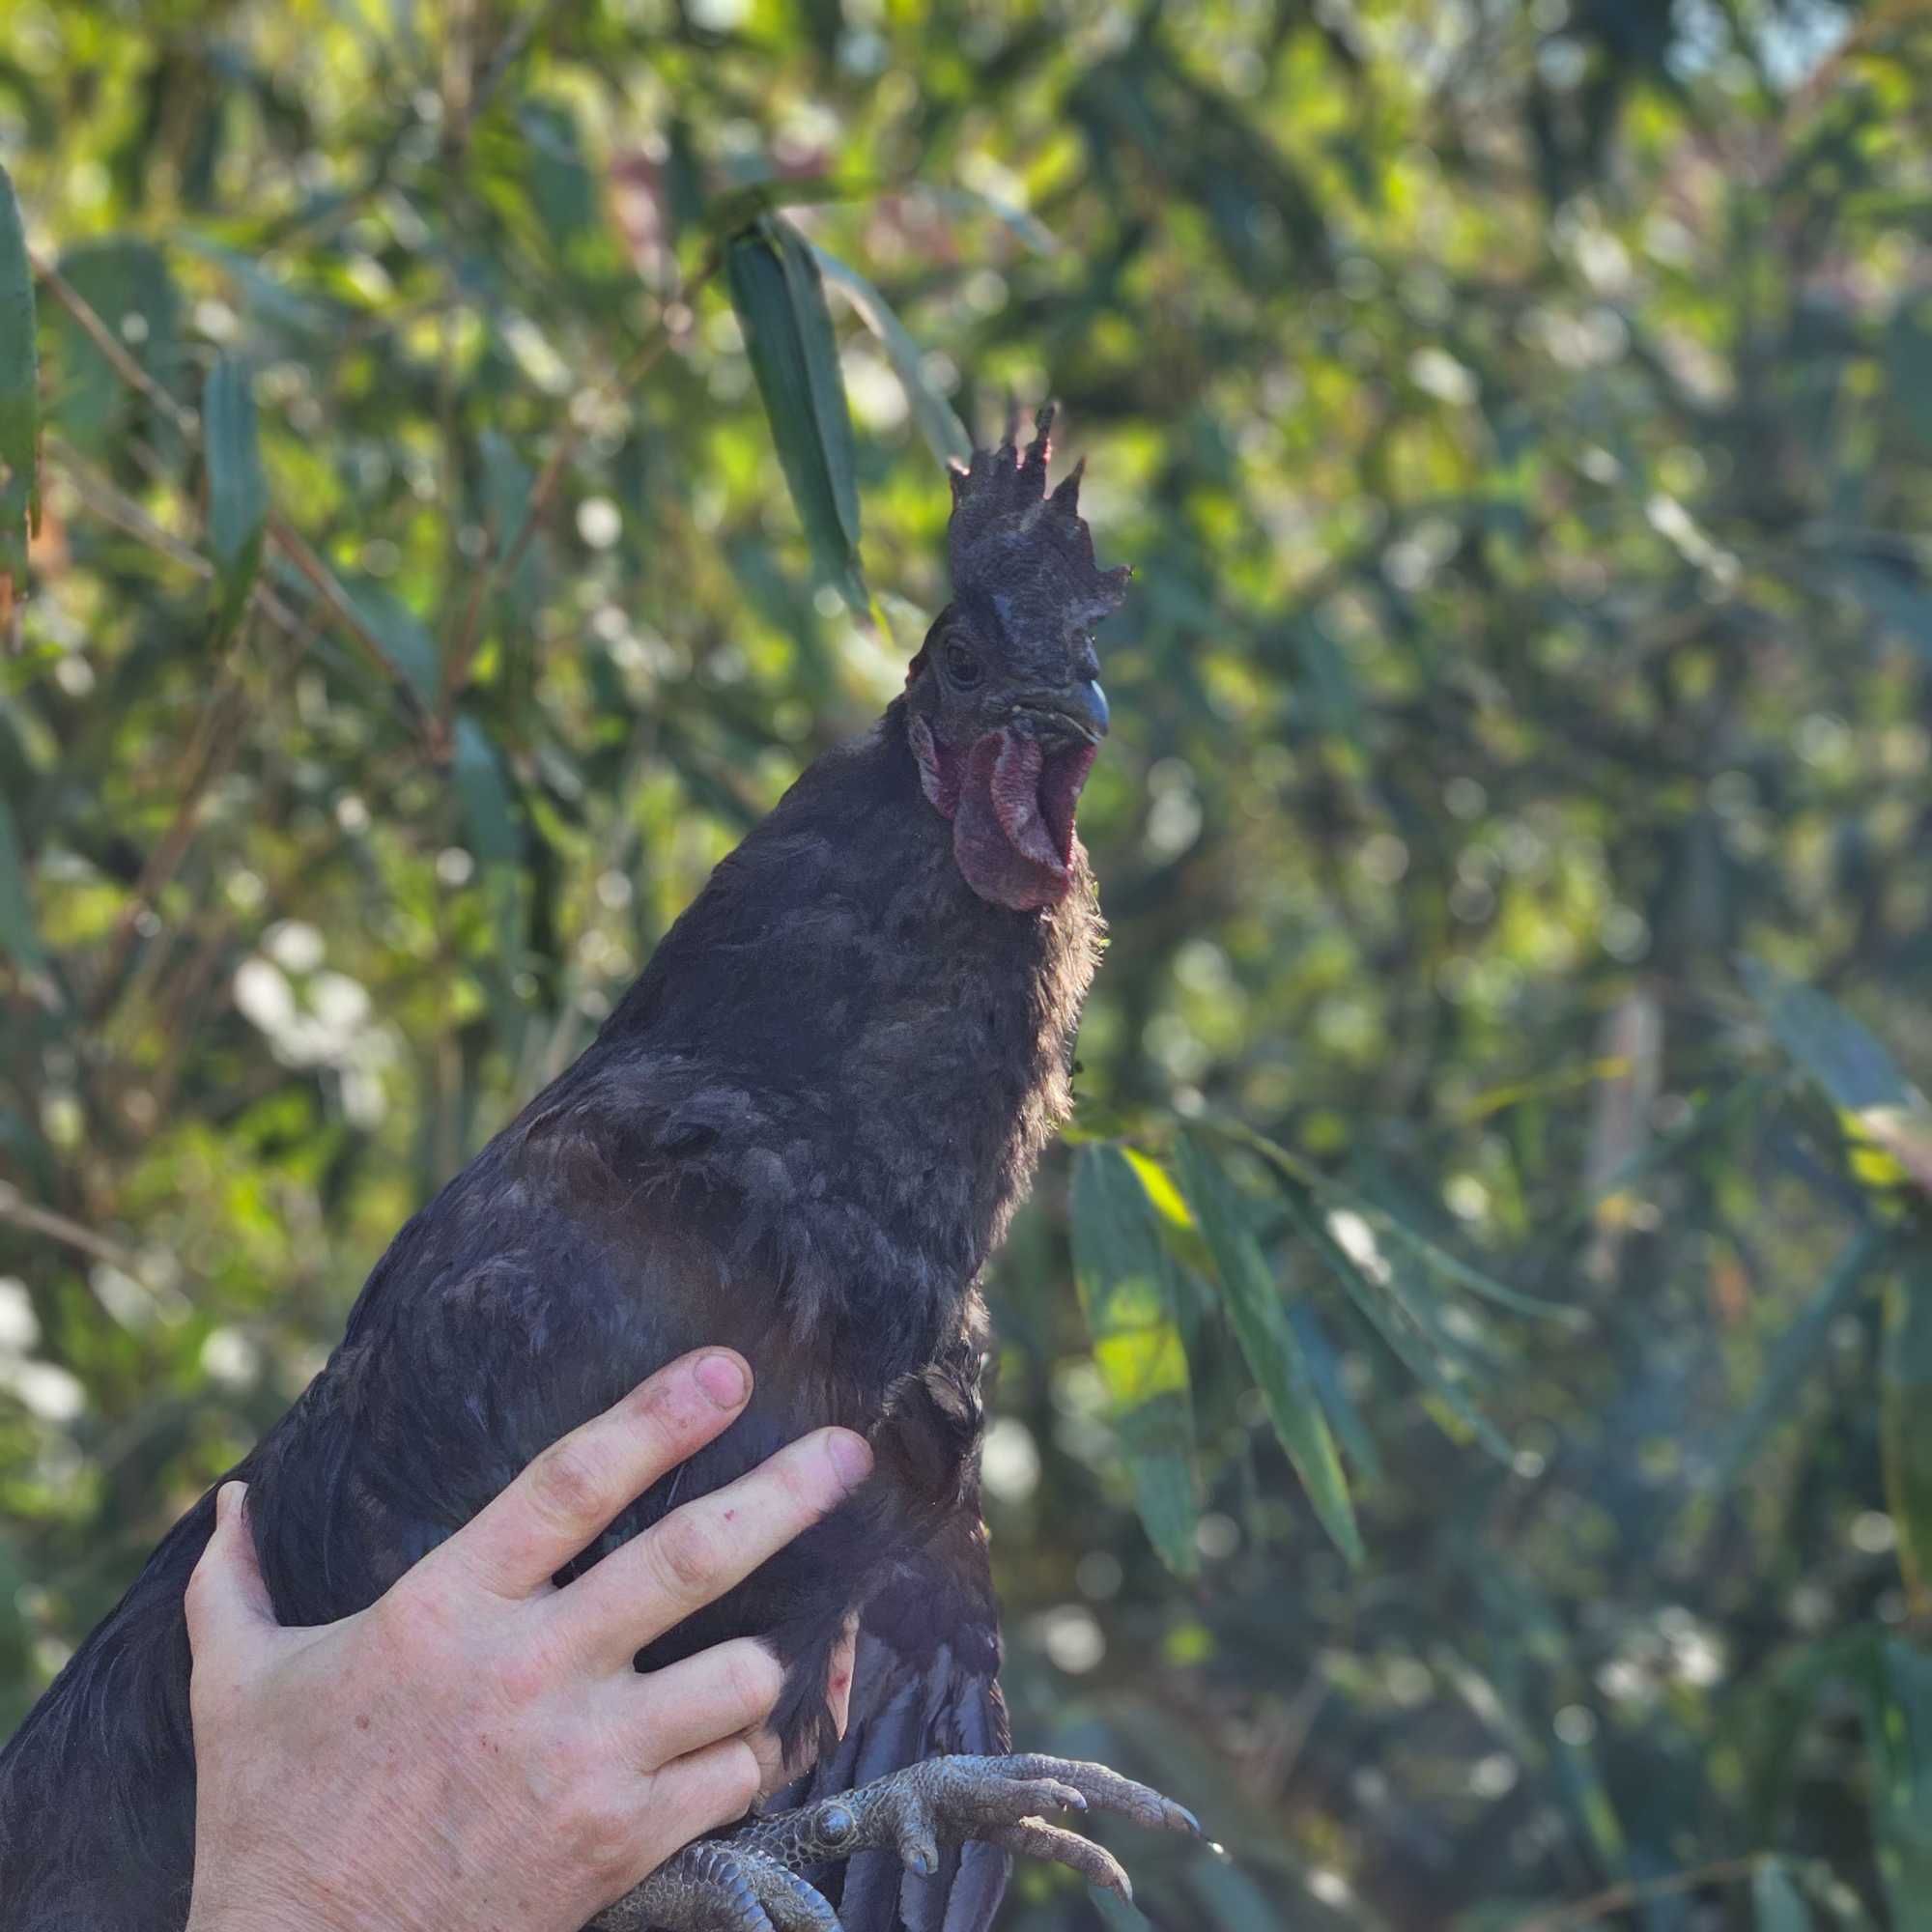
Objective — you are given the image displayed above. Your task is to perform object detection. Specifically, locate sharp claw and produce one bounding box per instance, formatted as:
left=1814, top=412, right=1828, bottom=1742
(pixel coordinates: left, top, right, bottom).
left=714, top=1751, right=1198, bottom=1916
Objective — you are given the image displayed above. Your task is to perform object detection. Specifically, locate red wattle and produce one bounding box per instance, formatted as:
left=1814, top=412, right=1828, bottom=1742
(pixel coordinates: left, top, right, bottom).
left=912, top=717, right=1094, bottom=912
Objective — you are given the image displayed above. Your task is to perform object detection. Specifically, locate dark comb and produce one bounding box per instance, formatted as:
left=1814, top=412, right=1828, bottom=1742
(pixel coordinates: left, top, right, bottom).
left=945, top=403, right=1131, bottom=635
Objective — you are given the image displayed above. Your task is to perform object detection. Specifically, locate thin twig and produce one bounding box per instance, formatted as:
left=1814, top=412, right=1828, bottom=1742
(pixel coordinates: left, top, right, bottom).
left=30, top=251, right=200, bottom=440
left=265, top=510, right=427, bottom=721
left=43, top=434, right=213, bottom=580
left=43, top=437, right=340, bottom=671
left=0, top=1181, right=154, bottom=1280
left=1509, top=1855, right=1768, bottom=1932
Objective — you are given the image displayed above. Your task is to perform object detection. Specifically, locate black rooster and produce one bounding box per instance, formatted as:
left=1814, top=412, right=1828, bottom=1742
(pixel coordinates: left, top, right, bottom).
left=0, top=408, right=1200, bottom=1932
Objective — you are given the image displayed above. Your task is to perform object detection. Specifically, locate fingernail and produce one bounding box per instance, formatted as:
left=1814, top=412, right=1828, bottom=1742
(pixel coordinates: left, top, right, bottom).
left=827, top=1430, right=872, bottom=1492
left=695, top=1352, right=750, bottom=1408
left=215, top=1481, right=246, bottom=1526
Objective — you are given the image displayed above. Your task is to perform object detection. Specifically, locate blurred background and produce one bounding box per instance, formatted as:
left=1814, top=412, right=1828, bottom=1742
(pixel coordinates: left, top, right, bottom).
left=5, top=1, right=1932, bottom=1926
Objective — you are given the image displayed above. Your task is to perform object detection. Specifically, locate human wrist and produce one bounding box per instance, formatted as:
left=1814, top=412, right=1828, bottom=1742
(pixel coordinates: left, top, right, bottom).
left=185, top=1865, right=404, bottom=1932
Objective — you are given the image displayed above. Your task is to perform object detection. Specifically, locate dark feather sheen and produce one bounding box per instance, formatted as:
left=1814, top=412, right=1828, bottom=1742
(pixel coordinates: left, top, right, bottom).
left=0, top=696, right=1102, bottom=1932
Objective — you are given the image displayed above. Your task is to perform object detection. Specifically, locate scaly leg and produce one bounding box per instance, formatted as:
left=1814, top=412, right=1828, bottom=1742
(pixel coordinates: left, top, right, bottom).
left=594, top=1752, right=1203, bottom=1930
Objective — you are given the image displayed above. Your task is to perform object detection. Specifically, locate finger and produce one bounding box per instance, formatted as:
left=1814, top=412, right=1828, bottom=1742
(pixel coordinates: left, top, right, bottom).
left=628, top=1639, right=784, bottom=1771
left=747, top=1724, right=792, bottom=1799
left=648, top=1736, right=765, bottom=1850
left=184, top=1483, right=277, bottom=1657
left=558, top=1427, right=872, bottom=1664
left=438, top=1350, right=753, bottom=1600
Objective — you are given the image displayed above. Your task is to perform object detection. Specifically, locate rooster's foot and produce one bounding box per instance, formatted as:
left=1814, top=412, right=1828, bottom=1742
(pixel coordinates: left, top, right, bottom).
left=735, top=1751, right=1203, bottom=1905
left=593, top=1837, right=841, bottom=1932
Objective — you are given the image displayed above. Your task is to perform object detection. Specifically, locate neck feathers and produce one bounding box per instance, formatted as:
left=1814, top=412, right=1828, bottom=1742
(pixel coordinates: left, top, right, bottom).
left=562, top=704, right=1103, bottom=1361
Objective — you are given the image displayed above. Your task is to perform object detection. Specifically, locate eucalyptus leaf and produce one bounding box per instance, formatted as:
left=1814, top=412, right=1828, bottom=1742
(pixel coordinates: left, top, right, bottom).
left=1072, top=1143, right=1200, bottom=1577
left=1883, top=1261, right=1932, bottom=1619
left=1711, top=1224, right=1887, bottom=1493
left=726, top=216, right=866, bottom=610
left=1177, top=1132, right=1361, bottom=1564
left=811, top=244, right=973, bottom=469
left=0, top=162, right=36, bottom=605
left=0, top=791, right=43, bottom=973
left=203, top=355, right=267, bottom=625
left=1744, top=959, right=1932, bottom=1198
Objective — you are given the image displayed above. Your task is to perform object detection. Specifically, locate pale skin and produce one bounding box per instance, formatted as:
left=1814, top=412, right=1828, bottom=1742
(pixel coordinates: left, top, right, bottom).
left=182, top=1348, right=868, bottom=1932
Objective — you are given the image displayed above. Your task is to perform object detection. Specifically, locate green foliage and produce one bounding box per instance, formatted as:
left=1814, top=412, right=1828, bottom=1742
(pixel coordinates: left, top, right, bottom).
left=202, top=354, right=266, bottom=630
left=0, top=163, right=36, bottom=608
left=5, top=3, right=1932, bottom=1928
left=1071, top=1144, right=1199, bottom=1579
left=726, top=214, right=867, bottom=611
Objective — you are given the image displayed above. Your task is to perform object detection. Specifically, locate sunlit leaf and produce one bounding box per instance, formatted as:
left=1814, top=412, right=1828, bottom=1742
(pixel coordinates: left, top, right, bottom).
left=1744, top=959, right=1932, bottom=1198
left=1176, top=1132, right=1361, bottom=1564
left=1122, top=1144, right=1215, bottom=1279
left=1071, top=1144, right=1199, bottom=1577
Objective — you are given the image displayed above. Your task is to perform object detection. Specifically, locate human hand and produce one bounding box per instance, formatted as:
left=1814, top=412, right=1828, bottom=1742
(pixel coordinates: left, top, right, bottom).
left=182, top=1349, right=869, bottom=1932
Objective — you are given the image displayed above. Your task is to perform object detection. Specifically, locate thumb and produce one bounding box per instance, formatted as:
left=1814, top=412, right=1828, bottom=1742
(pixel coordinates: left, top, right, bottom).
left=185, top=1481, right=278, bottom=1655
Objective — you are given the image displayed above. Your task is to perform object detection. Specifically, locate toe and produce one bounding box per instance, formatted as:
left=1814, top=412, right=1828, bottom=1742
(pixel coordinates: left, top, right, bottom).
left=985, top=1818, right=1134, bottom=1900
left=1001, top=1756, right=1203, bottom=1836
left=890, top=1800, right=941, bottom=1878
left=750, top=1861, right=843, bottom=1932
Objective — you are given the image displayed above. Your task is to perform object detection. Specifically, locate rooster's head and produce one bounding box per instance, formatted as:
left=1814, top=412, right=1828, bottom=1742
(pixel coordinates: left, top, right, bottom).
left=905, top=404, right=1130, bottom=913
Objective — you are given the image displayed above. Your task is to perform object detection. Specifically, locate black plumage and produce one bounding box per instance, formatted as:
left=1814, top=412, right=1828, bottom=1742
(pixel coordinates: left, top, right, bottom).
left=0, top=409, right=1167, bottom=1932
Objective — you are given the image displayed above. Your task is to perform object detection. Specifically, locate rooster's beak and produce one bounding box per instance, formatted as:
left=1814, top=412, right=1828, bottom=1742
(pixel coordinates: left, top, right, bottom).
left=1021, top=678, right=1110, bottom=745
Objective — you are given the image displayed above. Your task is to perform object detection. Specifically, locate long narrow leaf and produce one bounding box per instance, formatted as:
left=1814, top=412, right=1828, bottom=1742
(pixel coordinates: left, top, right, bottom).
left=0, top=791, right=43, bottom=973
left=452, top=714, right=526, bottom=1051
left=1711, top=1224, right=1888, bottom=1493
left=1288, top=1301, right=1383, bottom=1484
left=1745, top=959, right=1932, bottom=1197
left=1883, top=1260, right=1932, bottom=1619
left=811, top=245, right=972, bottom=469
left=1071, top=1145, right=1200, bottom=1577
left=1176, top=1133, right=1361, bottom=1564
left=1276, top=1177, right=1513, bottom=1462
left=0, top=162, right=38, bottom=607
left=1857, top=1637, right=1932, bottom=1922
left=1208, top=1116, right=1580, bottom=1324
left=203, top=355, right=267, bottom=626
left=727, top=216, right=866, bottom=610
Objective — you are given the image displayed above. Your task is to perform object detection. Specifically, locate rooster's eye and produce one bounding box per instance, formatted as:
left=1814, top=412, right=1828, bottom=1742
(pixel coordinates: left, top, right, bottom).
left=944, top=639, right=981, bottom=689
